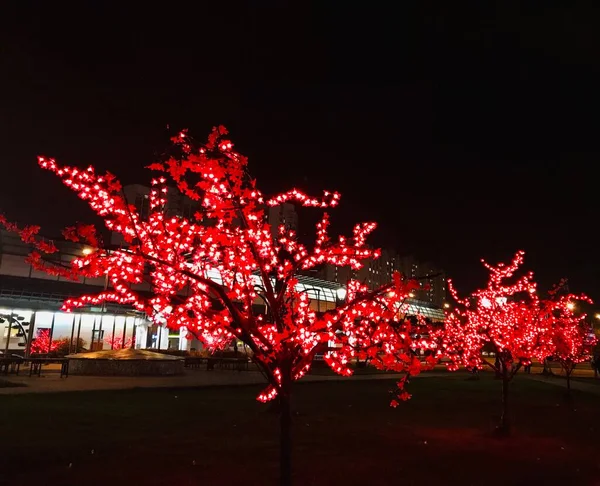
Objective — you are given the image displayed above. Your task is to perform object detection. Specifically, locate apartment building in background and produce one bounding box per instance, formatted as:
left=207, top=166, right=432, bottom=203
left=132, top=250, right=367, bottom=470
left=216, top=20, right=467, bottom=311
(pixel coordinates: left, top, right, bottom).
left=267, top=202, right=298, bottom=233
left=320, top=250, right=447, bottom=309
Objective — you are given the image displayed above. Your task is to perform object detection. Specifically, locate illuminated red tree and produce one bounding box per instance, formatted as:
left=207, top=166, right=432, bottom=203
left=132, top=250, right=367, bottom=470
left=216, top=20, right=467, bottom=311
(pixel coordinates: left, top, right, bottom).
left=29, top=329, right=60, bottom=355
left=535, top=285, right=596, bottom=395
left=104, top=334, right=133, bottom=350
left=441, top=251, right=547, bottom=434
left=1, top=127, right=423, bottom=485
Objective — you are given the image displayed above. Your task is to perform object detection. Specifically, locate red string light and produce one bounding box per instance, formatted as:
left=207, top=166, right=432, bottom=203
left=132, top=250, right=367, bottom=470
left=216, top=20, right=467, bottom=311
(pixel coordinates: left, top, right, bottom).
left=534, top=283, right=596, bottom=375
left=1, top=126, right=427, bottom=405
left=440, top=251, right=595, bottom=376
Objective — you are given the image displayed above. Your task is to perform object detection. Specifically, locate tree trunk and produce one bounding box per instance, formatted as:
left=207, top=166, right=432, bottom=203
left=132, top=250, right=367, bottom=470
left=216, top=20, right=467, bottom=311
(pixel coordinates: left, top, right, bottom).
left=542, top=358, right=552, bottom=375
left=566, top=370, right=571, bottom=396
left=496, top=366, right=510, bottom=436
left=279, top=367, right=292, bottom=486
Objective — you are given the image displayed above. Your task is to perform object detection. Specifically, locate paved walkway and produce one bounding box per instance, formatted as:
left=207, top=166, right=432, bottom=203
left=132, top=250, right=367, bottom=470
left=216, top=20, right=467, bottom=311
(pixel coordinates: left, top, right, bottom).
left=3, top=365, right=597, bottom=397
left=526, top=374, right=600, bottom=396
left=0, top=369, right=448, bottom=395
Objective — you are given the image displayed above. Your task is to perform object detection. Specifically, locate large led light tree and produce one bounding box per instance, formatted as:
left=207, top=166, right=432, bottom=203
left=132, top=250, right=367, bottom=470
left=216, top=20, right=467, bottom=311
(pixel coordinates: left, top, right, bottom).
left=536, top=285, right=596, bottom=395
left=441, top=251, right=546, bottom=435
left=1, top=127, right=424, bottom=486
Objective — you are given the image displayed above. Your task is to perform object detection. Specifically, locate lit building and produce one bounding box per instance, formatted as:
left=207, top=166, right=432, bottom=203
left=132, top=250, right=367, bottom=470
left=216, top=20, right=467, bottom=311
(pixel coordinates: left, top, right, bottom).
left=396, top=254, right=419, bottom=280
left=321, top=251, right=447, bottom=312
left=0, top=229, right=151, bottom=355
left=321, top=248, right=399, bottom=288
left=409, top=260, right=447, bottom=308
left=0, top=229, right=347, bottom=354
left=1, top=222, right=446, bottom=356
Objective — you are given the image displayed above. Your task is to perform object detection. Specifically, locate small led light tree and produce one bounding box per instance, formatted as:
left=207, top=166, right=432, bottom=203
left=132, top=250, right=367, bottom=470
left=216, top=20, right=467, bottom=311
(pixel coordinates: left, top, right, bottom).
left=441, top=251, right=546, bottom=435
left=333, top=281, right=438, bottom=406
left=535, top=284, right=596, bottom=395
left=29, top=329, right=60, bottom=355
left=1, top=127, right=423, bottom=486
left=104, top=334, right=133, bottom=350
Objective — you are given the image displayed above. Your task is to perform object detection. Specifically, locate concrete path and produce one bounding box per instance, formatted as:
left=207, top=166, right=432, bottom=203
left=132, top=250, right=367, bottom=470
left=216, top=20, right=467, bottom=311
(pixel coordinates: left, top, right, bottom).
left=5, top=364, right=596, bottom=397
left=0, top=369, right=447, bottom=395
left=526, top=374, right=600, bottom=396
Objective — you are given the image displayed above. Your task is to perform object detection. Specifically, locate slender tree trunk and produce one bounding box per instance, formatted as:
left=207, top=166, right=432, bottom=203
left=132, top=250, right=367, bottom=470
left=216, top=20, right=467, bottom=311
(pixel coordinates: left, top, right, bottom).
left=279, top=365, right=292, bottom=486
left=542, top=358, right=553, bottom=376
left=497, top=365, right=510, bottom=436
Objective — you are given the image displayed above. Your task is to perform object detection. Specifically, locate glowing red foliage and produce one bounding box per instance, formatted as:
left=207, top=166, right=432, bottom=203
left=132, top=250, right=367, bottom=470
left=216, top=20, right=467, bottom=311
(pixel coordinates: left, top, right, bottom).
left=30, top=329, right=59, bottom=355
left=441, top=252, right=596, bottom=378
left=104, top=334, right=133, bottom=350
left=438, top=251, right=595, bottom=430
left=534, top=283, right=596, bottom=380
left=63, top=223, right=100, bottom=247
left=2, top=127, right=426, bottom=405
left=439, top=251, right=544, bottom=376
left=0, top=215, right=58, bottom=254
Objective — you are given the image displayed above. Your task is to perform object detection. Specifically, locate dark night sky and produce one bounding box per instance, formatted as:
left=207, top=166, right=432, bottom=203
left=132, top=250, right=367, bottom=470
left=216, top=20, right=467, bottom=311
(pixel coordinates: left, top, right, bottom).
left=1, top=2, right=599, bottom=302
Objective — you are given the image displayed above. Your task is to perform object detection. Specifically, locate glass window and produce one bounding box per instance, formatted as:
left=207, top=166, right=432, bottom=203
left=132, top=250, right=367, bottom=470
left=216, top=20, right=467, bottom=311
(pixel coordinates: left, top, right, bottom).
left=92, top=330, right=105, bottom=341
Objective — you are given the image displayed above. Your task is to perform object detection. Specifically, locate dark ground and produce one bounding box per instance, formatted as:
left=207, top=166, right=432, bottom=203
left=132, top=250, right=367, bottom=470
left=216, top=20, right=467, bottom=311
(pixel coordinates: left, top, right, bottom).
left=0, top=375, right=598, bottom=486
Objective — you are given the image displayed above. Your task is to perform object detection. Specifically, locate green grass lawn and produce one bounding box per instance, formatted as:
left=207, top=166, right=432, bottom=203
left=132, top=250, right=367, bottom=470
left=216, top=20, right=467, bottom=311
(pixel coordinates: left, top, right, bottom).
left=0, top=375, right=598, bottom=486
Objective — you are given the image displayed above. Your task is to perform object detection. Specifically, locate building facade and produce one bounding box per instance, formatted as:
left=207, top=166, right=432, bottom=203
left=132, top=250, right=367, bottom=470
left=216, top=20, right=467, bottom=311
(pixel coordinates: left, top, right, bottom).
left=2, top=184, right=446, bottom=355
left=413, top=261, right=447, bottom=308
left=0, top=229, right=348, bottom=354
left=0, top=229, right=153, bottom=355
left=320, top=251, right=447, bottom=309
left=267, top=202, right=298, bottom=233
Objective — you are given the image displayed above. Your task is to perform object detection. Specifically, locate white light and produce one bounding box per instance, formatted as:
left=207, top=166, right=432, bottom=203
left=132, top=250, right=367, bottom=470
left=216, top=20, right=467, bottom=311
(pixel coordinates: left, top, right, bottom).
left=336, top=287, right=347, bottom=301
left=82, top=247, right=93, bottom=255
left=567, top=302, right=575, bottom=311
left=408, top=292, right=415, bottom=298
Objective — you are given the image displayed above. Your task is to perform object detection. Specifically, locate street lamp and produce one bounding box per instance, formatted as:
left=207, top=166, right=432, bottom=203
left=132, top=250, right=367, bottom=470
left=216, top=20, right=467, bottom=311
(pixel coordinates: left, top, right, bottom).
left=567, top=302, right=575, bottom=311
left=82, top=247, right=94, bottom=255
left=443, top=302, right=450, bottom=309
left=336, top=287, right=347, bottom=304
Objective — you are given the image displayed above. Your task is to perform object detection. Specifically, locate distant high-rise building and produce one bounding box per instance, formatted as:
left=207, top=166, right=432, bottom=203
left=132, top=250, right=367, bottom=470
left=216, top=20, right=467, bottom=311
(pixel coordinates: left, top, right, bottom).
left=410, top=260, right=447, bottom=308
left=396, top=254, right=419, bottom=280
left=320, top=248, right=400, bottom=289
left=321, top=251, right=447, bottom=308
left=268, top=203, right=298, bottom=233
